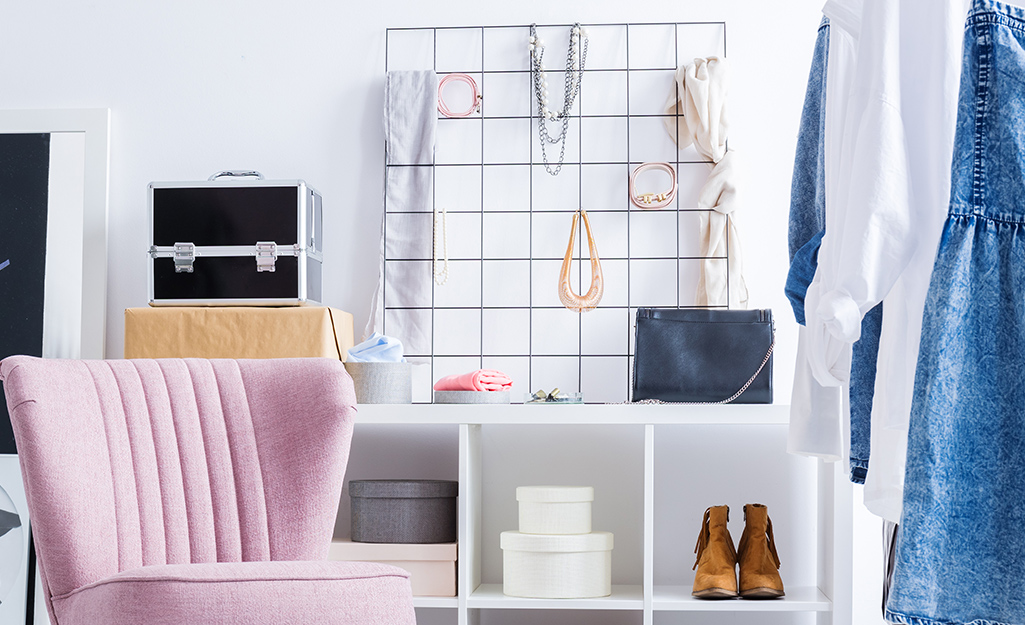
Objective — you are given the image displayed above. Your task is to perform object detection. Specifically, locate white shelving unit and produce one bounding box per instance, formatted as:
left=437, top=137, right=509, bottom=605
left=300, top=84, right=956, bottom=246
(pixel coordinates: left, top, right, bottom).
left=346, top=404, right=852, bottom=625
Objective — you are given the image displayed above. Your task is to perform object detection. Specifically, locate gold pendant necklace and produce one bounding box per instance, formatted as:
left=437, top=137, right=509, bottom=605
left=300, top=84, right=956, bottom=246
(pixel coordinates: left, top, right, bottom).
left=558, top=209, right=603, bottom=313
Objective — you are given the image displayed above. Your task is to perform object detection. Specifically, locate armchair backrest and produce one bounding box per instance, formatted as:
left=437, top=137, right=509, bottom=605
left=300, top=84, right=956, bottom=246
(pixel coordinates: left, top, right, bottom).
left=0, top=357, right=355, bottom=604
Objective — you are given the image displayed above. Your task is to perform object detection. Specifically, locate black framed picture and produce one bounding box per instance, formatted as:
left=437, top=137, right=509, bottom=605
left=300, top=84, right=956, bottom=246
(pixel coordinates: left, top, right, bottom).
left=0, top=109, right=109, bottom=625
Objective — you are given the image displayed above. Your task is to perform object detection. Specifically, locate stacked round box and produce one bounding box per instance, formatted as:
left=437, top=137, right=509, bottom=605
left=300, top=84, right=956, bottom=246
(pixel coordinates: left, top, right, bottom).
left=501, top=486, right=613, bottom=599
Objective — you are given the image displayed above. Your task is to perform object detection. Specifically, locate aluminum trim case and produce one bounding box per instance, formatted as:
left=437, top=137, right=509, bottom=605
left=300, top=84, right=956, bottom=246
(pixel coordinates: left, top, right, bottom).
left=148, top=177, right=323, bottom=306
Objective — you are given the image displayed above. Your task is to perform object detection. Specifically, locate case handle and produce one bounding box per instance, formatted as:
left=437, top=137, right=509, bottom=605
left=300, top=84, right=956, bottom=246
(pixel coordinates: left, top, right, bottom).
left=208, top=170, right=264, bottom=181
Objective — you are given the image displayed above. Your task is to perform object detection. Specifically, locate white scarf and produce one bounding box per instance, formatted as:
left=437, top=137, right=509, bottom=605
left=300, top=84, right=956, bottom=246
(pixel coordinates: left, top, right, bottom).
left=664, top=57, right=748, bottom=308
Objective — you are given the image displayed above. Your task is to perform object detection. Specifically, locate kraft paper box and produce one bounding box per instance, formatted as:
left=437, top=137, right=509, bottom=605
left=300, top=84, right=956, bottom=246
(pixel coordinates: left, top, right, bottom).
left=124, top=307, right=353, bottom=360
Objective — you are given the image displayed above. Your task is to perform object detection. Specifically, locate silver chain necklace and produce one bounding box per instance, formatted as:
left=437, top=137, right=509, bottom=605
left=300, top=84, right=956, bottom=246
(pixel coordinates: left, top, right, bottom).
left=530, top=23, right=589, bottom=177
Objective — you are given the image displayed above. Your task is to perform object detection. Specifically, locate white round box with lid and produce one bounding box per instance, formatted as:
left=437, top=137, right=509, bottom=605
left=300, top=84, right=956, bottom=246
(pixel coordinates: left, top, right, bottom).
left=516, top=485, right=593, bottom=535
left=501, top=530, right=613, bottom=598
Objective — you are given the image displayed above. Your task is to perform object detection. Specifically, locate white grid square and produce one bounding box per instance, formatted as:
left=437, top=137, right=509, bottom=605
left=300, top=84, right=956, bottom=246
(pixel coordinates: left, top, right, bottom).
left=629, top=210, right=678, bottom=259
left=678, top=211, right=705, bottom=257
left=483, top=213, right=530, bottom=259
left=436, top=118, right=482, bottom=164
left=580, top=71, right=627, bottom=116
left=482, top=260, right=530, bottom=307
left=583, top=211, right=628, bottom=259
left=434, top=309, right=482, bottom=356
left=629, top=116, right=678, bottom=164
left=433, top=261, right=481, bottom=308
left=679, top=258, right=703, bottom=307
left=581, top=307, right=630, bottom=355
left=531, top=164, right=579, bottom=212
left=628, top=69, right=676, bottom=117
left=484, top=165, right=530, bottom=211
left=436, top=166, right=483, bottom=214
left=584, top=25, right=628, bottom=70
left=436, top=28, right=483, bottom=73
left=531, top=308, right=580, bottom=356
left=581, top=164, right=629, bottom=211
left=531, top=117, right=580, bottom=164
left=482, top=72, right=531, bottom=118
left=678, top=163, right=711, bottom=204
left=630, top=259, right=679, bottom=307
left=482, top=309, right=531, bottom=356
left=484, top=118, right=531, bottom=164
left=677, top=23, right=726, bottom=64
left=581, top=357, right=629, bottom=403
left=387, top=29, right=434, bottom=71
left=484, top=26, right=531, bottom=72
left=628, top=24, right=677, bottom=69
left=581, top=117, right=627, bottom=163
left=531, top=211, right=576, bottom=260
left=445, top=212, right=482, bottom=260
left=530, top=356, right=580, bottom=394
left=597, top=259, right=629, bottom=307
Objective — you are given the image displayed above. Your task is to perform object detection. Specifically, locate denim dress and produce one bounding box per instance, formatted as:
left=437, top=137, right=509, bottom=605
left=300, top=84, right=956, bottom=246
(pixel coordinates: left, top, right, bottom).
left=886, top=2, right=1025, bottom=623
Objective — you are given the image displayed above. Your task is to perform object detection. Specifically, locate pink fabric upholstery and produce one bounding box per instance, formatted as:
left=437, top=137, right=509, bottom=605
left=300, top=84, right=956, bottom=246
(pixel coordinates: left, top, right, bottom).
left=0, top=357, right=415, bottom=624
left=51, top=561, right=413, bottom=625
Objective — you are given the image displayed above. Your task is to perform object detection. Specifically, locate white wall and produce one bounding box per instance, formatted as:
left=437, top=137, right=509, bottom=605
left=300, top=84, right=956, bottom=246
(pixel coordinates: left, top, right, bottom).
left=1, top=0, right=887, bottom=622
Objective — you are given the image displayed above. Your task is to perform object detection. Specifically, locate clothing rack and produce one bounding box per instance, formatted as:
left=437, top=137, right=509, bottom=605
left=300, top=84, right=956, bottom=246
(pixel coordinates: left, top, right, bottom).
left=382, top=21, right=730, bottom=403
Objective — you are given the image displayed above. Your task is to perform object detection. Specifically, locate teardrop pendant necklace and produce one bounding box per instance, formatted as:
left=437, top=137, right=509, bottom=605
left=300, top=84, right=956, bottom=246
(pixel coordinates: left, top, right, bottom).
left=530, top=23, right=589, bottom=177
left=559, top=209, right=604, bottom=312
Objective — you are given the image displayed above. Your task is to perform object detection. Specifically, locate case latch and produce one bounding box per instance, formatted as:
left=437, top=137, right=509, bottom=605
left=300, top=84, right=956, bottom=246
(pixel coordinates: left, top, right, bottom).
left=256, top=242, right=278, bottom=272
left=174, top=242, right=195, bottom=273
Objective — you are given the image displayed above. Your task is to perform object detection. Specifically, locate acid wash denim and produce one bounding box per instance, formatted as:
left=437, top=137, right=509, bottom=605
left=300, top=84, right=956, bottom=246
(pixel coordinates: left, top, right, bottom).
left=785, top=17, right=880, bottom=483
left=886, top=2, right=1025, bottom=624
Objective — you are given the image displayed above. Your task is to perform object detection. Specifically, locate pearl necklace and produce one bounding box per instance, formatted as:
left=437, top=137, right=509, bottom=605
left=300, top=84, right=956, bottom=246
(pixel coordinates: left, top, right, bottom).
left=530, top=23, right=589, bottom=176
left=433, top=206, right=449, bottom=285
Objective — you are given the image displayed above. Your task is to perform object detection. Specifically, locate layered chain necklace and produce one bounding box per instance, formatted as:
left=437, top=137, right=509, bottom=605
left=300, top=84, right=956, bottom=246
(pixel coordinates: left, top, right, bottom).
left=530, top=23, right=589, bottom=176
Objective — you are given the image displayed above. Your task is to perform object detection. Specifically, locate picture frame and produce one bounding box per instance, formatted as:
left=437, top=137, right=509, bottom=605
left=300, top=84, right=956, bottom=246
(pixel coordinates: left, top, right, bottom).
left=0, top=108, right=110, bottom=625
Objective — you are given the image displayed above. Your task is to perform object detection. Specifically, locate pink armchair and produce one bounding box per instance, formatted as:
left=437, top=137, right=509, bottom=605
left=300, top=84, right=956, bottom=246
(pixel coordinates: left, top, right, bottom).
left=0, top=357, right=416, bottom=625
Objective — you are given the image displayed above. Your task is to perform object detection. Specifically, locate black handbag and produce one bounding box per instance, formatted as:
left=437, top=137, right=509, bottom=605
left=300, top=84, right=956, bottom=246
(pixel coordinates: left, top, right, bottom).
left=632, top=308, right=774, bottom=404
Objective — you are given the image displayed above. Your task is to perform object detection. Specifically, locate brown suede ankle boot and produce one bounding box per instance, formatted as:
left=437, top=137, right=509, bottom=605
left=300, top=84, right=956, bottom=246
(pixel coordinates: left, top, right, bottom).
left=737, top=503, right=785, bottom=599
left=691, top=505, right=738, bottom=599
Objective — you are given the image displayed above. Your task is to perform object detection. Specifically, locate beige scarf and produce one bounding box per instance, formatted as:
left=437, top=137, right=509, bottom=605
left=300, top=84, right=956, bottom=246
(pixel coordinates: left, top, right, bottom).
left=664, top=57, right=748, bottom=308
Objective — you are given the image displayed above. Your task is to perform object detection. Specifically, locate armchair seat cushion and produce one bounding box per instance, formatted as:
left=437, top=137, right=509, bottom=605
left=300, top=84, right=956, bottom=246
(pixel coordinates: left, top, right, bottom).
left=51, top=560, right=415, bottom=625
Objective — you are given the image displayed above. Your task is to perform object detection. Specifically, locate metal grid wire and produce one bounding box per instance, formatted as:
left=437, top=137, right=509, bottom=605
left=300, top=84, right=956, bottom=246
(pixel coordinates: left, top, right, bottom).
left=383, top=22, right=730, bottom=403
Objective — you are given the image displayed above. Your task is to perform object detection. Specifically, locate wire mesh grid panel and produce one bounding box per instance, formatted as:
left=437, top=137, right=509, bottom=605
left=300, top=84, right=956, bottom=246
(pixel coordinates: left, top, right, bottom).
left=383, top=22, right=729, bottom=403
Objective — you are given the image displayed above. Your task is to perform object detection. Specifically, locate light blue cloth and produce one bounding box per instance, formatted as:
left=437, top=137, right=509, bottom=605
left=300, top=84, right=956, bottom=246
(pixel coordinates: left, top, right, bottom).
left=886, top=2, right=1025, bottom=623
left=347, top=333, right=406, bottom=363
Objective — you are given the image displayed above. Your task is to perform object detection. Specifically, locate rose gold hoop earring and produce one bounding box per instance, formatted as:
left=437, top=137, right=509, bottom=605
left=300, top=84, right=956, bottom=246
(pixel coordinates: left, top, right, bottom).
left=558, top=209, right=604, bottom=313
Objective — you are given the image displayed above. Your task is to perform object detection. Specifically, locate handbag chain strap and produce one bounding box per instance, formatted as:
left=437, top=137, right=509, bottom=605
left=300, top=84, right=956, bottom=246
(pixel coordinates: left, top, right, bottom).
left=625, top=324, right=776, bottom=406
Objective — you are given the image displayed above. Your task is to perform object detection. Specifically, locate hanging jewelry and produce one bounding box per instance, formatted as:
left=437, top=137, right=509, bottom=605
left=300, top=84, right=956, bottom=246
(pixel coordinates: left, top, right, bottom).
left=433, top=206, right=449, bottom=285
left=438, top=73, right=482, bottom=118
left=559, top=209, right=603, bottom=312
left=629, top=162, right=678, bottom=209
left=530, top=23, right=589, bottom=177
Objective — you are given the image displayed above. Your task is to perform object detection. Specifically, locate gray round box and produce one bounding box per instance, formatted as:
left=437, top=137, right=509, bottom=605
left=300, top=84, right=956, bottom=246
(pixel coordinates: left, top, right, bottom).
left=343, top=362, right=412, bottom=404
left=350, top=479, right=458, bottom=544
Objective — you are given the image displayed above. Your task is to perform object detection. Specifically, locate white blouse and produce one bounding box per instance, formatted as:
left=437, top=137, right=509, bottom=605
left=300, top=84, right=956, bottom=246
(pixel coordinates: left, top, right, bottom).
left=792, top=0, right=967, bottom=523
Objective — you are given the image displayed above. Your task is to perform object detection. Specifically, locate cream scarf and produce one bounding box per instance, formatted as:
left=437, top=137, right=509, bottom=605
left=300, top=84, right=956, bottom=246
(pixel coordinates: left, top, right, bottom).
left=664, top=57, right=748, bottom=308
